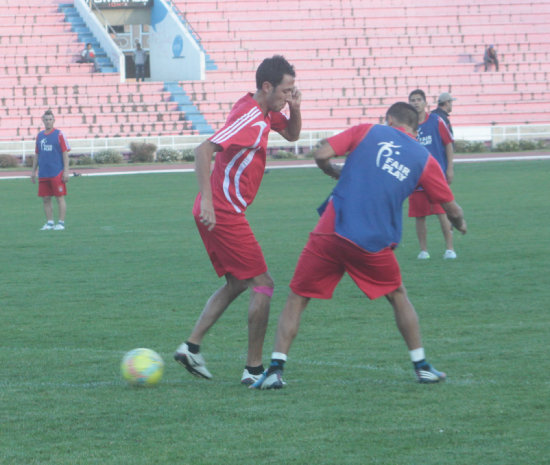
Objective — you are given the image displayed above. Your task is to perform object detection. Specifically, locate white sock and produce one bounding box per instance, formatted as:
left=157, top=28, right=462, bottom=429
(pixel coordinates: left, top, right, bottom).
left=271, top=352, right=287, bottom=362
left=409, top=348, right=425, bottom=363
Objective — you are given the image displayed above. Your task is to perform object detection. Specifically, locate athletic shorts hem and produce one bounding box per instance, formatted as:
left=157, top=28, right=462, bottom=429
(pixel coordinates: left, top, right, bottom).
left=408, top=190, right=445, bottom=217
left=38, top=172, right=67, bottom=197
left=289, top=233, right=402, bottom=301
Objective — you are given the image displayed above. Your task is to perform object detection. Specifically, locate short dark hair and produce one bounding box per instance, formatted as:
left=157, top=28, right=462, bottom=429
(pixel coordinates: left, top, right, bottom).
left=256, top=55, right=295, bottom=90
left=386, top=102, right=419, bottom=132
left=43, top=109, right=54, bottom=118
left=408, top=89, right=426, bottom=102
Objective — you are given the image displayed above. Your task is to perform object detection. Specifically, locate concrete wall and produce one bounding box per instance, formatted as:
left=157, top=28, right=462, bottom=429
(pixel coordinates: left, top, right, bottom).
left=95, top=8, right=150, bottom=25
left=149, top=0, right=205, bottom=81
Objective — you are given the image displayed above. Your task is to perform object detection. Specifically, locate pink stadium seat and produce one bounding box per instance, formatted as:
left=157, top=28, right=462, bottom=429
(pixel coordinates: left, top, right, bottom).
left=0, top=0, right=200, bottom=141
left=1, top=0, right=550, bottom=143
left=176, top=0, right=550, bottom=131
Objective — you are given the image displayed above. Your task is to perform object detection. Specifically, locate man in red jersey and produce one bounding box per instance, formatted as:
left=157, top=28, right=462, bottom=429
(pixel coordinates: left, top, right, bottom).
left=175, top=55, right=302, bottom=385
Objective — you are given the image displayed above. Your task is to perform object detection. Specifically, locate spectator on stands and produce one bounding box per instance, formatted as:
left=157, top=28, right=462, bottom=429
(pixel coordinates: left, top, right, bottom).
left=484, top=45, right=499, bottom=72
left=77, top=43, right=98, bottom=72
left=432, top=92, right=456, bottom=137
left=134, top=43, right=147, bottom=82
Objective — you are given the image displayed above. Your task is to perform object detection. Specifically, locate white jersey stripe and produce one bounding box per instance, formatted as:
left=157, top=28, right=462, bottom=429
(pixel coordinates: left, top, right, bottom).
left=222, top=148, right=248, bottom=213
left=211, top=107, right=261, bottom=145
left=233, top=147, right=260, bottom=210
left=212, top=107, right=261, bottom=145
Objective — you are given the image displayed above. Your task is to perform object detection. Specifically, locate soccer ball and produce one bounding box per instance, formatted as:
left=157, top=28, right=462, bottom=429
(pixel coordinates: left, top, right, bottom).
left=121, top=348, right=164, bottom=386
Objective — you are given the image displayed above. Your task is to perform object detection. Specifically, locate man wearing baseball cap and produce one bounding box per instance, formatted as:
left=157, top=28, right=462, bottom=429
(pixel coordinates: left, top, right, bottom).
left=432, top=92, right=456, bottom=137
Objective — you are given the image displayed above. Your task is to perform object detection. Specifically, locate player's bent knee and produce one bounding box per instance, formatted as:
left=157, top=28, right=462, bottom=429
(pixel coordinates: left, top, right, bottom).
left=224, top=278, right=249, bottom=297
left=253, top=286, right=274, bottom=297
left=385, top=284, right=406, bottom=302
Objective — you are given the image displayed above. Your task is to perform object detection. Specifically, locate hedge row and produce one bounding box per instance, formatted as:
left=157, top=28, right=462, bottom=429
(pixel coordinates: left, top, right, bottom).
left=2, top=139, right=548, bottom=168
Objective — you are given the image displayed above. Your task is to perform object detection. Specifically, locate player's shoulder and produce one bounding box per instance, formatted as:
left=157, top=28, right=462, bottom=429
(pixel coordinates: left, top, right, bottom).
left=431, top=112, right=449, bottom=128
left=227, top=93, right=262, bottom=123
left=351, top=122, right=377, bottom=136
left=231, top=93, right=259, bottom=114
left=333, top=122, right=374, bottom=142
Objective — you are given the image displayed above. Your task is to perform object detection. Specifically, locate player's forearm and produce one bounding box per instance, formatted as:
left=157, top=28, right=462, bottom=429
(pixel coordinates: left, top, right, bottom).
left=284, top=107, right=302, bottom=141
left=316, top=158, right=341, bottom=179
left=195, top=163, right=212, bottom=200
left=445, top=143, right=454, bottom=167
left=314, top=140, right=341, bottom=179
left=194, top=143, right=214, bottom=199
left=443, top=201, right=466, bottom=233
left=62, top=152, right=70, bottom=171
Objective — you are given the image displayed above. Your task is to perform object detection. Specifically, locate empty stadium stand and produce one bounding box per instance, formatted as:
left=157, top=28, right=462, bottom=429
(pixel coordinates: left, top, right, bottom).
left=0, top=0, right=195, bottom=142
left=175, top=0, right=550, bottom=131
left=1, top=0, right=549, bottom=149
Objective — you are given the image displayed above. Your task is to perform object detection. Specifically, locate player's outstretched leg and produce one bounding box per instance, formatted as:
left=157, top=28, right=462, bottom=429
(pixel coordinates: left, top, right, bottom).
left=174, top=342, right=212, bottom=379
left=250, top=291, right=309, bottom=390
left=240, top=274, right=274, bottom=385
left=386, top=285, right=447, bottom=383
left=175, top=275, right=248, bottom=380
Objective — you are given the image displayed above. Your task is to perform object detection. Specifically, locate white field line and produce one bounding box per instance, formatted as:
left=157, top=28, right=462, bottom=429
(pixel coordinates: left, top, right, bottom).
left=2, top=154, right=550, bottom=180
left=1, top=347, right=491, bottom=389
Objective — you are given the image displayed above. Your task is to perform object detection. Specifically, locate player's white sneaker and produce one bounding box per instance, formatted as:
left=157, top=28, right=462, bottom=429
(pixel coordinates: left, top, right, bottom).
left=241, top=368, right=263, bottom=386
left=417, top=250, right=430, bottom=259
left=54, top=223, right=65, bottom=231
left=414, top=362, right=447, bottom=383
left=249, top=369, right=285, bottom=390
left=443, top=249, right=457, bottom=259
left=174, top=343, right=212, bottom=379
left=40, top=222, right=54, bottom=230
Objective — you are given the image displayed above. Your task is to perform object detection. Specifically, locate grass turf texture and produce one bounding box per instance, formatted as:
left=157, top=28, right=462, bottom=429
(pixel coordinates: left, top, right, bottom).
left=1, top=161, right=549, bottom=465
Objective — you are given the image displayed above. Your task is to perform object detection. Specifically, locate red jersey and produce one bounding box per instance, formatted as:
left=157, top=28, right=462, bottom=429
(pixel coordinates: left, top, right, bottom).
left=208, top=93, right=288, bottom=215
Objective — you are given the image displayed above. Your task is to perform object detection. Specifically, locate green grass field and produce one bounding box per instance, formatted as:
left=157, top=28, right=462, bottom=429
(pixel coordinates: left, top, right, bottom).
left=1, top=161, right=549, bottom=465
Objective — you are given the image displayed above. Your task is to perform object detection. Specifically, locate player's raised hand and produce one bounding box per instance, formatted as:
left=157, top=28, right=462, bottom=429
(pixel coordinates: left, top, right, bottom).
left=288, top=87, right=302, bottom=110
left=456, top=218, right=467, bottom=235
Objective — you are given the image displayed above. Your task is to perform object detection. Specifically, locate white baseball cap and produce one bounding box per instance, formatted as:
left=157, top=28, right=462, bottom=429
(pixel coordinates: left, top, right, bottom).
left=438, top=92, right=456, bottom=103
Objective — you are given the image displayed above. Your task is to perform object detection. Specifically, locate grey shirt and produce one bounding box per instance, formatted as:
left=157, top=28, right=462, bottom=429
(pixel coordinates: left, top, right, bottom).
left=134, top=49, right=147, bottom=65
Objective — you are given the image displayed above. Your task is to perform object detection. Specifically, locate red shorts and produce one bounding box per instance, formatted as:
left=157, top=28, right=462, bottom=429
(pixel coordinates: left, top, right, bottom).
left=408, top=190, right=445, bottom=217
left=290, top=233, right=401, bottom=300
left=38, top=172, right=67, bottom=197
left=193, top=197, right=267, bottom=280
